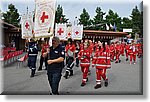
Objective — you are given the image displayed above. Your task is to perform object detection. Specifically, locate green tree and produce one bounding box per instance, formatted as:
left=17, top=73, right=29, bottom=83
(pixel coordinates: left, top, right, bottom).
left=105, top=9, right=122, bottom=31
left=55, top=5, right=68, bottom=23
left=93, top=7, right=106, bottom=30
left=79, top=8, right=92, bottom=29
left=130, top=6, right=142, bottom=34
left=122, top=17, right=132, bottom=29
left=2, top=4, right=20, bottom=27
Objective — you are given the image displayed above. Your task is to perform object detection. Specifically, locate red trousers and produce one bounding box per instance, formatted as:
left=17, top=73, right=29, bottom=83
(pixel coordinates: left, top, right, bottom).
left=129, top=54, right=136, bottom=62
left=110, top=52, right=115, bottom=60
left=121, top=50, right=124, bottom=56
left=81, top=66, right=89, bottom=83
left=116, top=52, right=120, bottom=61
left=96, top=69, right=107, bottom=84
left=126, top=51, right=129, bottom=59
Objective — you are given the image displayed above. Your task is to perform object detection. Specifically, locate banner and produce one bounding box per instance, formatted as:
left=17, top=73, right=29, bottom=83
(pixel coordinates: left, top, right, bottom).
left=72, top=25, right=83, bottom=40
left=21, top=13, right=33, bottom=39
left=66, top=26, right=72, bottom=39
left=34, top=0, right=56, bottom=38
left=55, top=23, right=67, bottom=40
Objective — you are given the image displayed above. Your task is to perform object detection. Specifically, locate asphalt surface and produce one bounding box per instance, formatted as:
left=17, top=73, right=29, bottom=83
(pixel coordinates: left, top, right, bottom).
left=1, top=53, right=143, bottom=95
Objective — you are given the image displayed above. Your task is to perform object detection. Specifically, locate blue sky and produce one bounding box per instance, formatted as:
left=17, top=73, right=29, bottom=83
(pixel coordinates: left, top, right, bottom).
left=1, top=0, right=142, bottom=23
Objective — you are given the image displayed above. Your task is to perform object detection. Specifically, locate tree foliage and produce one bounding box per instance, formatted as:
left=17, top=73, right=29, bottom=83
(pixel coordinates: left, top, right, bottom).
left=79, top=8, right=91, bottom=28
left=92, top=7, right=106, bottom=30
left=105, top=9, right=122, bottom=31
left=55, top=5, right=68, bottom=23
left=2, top=4, right=20, bottom=27
left=130, top=6, right=142, bottom=35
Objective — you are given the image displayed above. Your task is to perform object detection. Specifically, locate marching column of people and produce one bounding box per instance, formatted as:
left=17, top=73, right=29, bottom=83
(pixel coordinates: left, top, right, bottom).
left=26, top=37, right=142, bottom=93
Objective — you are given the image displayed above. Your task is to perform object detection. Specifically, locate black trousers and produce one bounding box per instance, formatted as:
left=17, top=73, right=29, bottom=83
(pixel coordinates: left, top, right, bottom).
left=39, top=55, right=48, bottom=70
left=47, top=70, right=62, bottom=95
left=65, top=57, right=74, bottom=76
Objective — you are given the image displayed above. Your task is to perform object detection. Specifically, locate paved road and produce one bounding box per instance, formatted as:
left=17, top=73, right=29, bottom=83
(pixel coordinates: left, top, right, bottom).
left=1, top=54, right=143, bottom=95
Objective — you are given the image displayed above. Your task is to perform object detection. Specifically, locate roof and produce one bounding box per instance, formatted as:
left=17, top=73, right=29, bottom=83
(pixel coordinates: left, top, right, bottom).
left=0, top=20, right=21, bottom=32
left=83, top=30, right=128, bottom=37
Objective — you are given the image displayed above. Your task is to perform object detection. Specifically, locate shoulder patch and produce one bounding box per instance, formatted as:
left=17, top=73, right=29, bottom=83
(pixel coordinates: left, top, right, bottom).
left=61, top=51, right=65, bottom=55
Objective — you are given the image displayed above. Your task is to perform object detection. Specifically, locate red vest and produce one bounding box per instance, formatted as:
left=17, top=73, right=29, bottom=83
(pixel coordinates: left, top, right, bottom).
left=78, top=49, right=91, bottom=67
left=128, top=45, right=137, bottom=55
left=65, top=44, right=76, bottom=57
left=92, top=48, right=111, bottom=69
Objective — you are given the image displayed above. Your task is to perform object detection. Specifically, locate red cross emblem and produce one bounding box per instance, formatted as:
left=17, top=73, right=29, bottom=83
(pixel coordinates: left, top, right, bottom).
left=68, top=32, right=71, bottom=36
left=40, top=12, right=48, bottom=23
left=57, top=28, right=64, bottom=35
left=25, top=22, right=29, bottom=29
left=75, top=31, right=79, bottom=35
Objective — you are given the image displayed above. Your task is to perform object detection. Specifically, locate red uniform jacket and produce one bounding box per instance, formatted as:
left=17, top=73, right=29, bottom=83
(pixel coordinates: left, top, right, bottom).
left=120, top=43, right=125, bottom=53
left=115, top=44, right=121, bottom=54
left=92, top=48, right=111, bottom=69
left=136, top=43, right=143, bottom=54
left=110, top=45, right=115, bottom=53
left=78, top=49, right=91, bottom=67
left=65, top=44, right=76, bottom=57
left=41, top=44, right=49, bottom=56
left=128, top=45, right=137, bottom=55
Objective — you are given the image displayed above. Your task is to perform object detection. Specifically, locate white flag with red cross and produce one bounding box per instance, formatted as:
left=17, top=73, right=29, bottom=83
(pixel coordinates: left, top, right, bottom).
left=34, top=0, right=56, bottom=38
left=66, top=26, right=72, bottom=39
left=72, top=25, right=83, bottom=40
left=21, top=13, right=33, bottom=39
left=55, top=23, right=67, bottom=40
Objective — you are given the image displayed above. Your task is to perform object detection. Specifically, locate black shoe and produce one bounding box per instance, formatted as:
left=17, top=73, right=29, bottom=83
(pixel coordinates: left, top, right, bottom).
left=76, top=65, right=79, bottom=67
left=63, top=72, right=69, bottom=79
left=81, top=82, right=86, bottom=87
left=119, top=60, right=121, bottom=63
left=70, top=70, right=73, bottom=76
left=86, top=78, right=88, bottom=82
left=38, top=69, right=42, bottom=71
left=126, top=58, right=128, bottom=61
left=115, top=61, right=118, bottom=63
left=30, top=74, right=34, bottom=78
left=94, top=84, right=101, bottom=89
left=104, top=80, right=108, bottom=87
left=30, top=69, right=35, bottom=77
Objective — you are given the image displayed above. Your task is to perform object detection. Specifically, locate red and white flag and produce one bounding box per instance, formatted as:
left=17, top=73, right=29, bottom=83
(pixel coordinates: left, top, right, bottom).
left=66, top=26, right=72, bottom=39
left=34, top=0, right=56, bottom=38
left=55, top=23, right=67, bottom=40
left=21, top=13, right=33, bottom=39
left=72, top=25, right=83, bottom=40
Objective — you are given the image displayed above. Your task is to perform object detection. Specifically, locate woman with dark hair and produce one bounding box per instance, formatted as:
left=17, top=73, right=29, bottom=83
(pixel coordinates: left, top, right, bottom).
left=92, top=42, right=111, bottom=89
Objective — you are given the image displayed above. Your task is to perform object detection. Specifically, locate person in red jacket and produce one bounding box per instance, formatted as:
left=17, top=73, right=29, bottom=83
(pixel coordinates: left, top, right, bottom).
left=125, top=42, right=130, bottom=61
left=64, top=38, right=76, bottom=79
left=115, top=41, right=121, bottom=63
left=92, top=42, right=111, bottom=89
left=38, top=41, right=49, bottom=71
left=109, top=42, right=115, bottom=62
left=128, top=40, right=137, bottom=65
left=80, top=40, right=84, bottom=51
left=136, top=42, right=143, bottom=58
left=120, top=42, right=125, bottom=56
left=78, top=40, right=91, bottom=86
